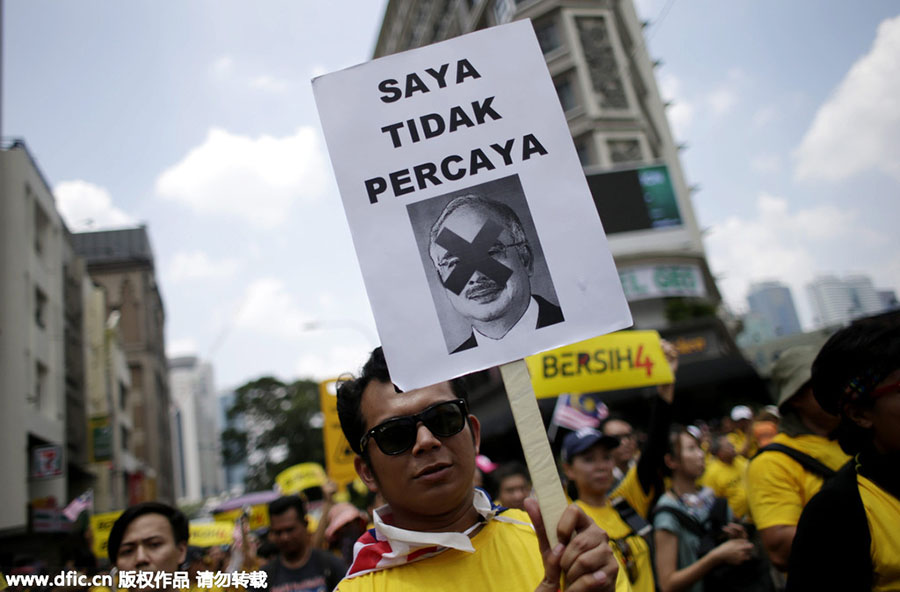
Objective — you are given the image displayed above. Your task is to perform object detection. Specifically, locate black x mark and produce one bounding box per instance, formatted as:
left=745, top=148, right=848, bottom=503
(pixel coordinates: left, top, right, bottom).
left=434, top=219, right=513, bottom=295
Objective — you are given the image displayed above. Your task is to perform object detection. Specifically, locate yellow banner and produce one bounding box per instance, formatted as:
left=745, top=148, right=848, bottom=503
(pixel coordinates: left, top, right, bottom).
left=90, top=510, right=123, bottom=559
left=319, top=379, right=358, bottom=488
left=275, top=462, right=327, bottom=495
left=212, top=503, right=270, bottom=531
left=189, top=521, right=234, bottom=547
left=526, top=331, right=673, bottom=398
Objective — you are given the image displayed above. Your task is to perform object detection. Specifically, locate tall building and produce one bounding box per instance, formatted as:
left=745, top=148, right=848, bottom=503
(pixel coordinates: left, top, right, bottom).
left=82, top=284, right=142, bottom=512
left=0, top=141, right=70, bottom=536
left=373, top=0, right=761, bottom=437
left=746, top=281, right=801, bottom=337
left=71, top=227, right=176, bottom=503
left=169, top=356, right=224, bottom=502
left=807, top=274, right=883, bottom=328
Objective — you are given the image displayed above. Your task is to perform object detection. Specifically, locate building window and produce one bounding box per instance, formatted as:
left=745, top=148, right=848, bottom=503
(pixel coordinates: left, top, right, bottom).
left=574, top=135, right=595, bottom=166
left=34, top=362, right=48, bottom=408
left=35, top=287, right=48, bottom=329
left=575, top=15, right=629, bottom=110
left=555, top=76, right=577, bottom=113
left=33, top=191, right=50, bottom=255
left=534, top=16, right=561, bottom=54
left=607, top=138, right=643, bottom=164
left=119, top=381, right=128, bottom=410
left=121, top=426, right=130, bottom=451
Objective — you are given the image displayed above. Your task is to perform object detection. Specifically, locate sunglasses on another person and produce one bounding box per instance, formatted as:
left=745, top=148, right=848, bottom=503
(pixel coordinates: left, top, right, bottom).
left=360, top=399, right=469, bottom=455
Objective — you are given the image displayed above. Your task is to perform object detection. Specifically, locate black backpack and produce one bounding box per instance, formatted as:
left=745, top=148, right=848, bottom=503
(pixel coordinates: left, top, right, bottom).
left=652, top=498, right=774, bottom=592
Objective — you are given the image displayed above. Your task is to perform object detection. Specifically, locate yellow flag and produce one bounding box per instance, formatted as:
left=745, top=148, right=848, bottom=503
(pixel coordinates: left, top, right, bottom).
left=189, top=521, right=234, bottom=547
left=319, top=379, right=358, bottom=488
left=526, top=331, right=673, bottom=398
left=90, top=510, right=124, bottom=559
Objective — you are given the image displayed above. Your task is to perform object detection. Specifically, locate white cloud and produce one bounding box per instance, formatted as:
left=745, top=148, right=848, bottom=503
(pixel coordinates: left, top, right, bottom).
left=707, top=87, right=737, bottom=117
left=750, top=153, right=782, bottom=174
left=751, top=105, right=778, bottom=128
left=659, top=73, right=694, bottom=140
left=167, top=250, right=240, bottom=282
left=155, top=126, right=329, bottom=227
left=704, top=193, right=858, bottom=326
left=167, top=337, right=198, bottom=358
left=706, top=69, right=745, bottom=117
left=249, top=75, right=288, bottom=93
left=233, top=278, right=312, bottom=339
left=210, top=56, right=234, bottom=78
left=210, top=56, right=290, bottom=93
left=294, top=344, right=372, bottom=381
left=794, top=15, right=900, bottom=182
left=53, top=179, right=136, bottom=231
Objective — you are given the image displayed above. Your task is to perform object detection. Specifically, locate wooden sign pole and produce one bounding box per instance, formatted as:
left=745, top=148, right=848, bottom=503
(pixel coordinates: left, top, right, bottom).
left=499, top=359, right=568, bottom=548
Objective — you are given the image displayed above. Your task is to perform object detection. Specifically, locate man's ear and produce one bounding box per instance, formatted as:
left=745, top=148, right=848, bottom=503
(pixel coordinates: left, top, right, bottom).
left=176, top=541, right=187, bottom=565
left=355, top=456, right=380, bottom=493
left=468, top=414, right=481, bottom=454
left=519, top=244, right=534, bottom=275
left=845, top=404, right=875, bottom=429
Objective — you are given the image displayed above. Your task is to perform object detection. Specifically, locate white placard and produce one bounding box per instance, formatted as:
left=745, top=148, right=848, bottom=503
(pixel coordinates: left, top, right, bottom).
left=313, top=20, right=632, bottom=390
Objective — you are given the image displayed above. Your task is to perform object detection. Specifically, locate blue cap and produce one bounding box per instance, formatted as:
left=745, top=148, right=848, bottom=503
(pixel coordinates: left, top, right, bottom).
left=561, top=427, right=620, bottom=462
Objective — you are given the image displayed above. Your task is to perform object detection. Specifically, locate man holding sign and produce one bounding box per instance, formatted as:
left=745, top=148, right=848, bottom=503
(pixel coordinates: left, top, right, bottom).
left=333, top=348, right=625, bottom=591
left=428, top=192, right=564, bottom=353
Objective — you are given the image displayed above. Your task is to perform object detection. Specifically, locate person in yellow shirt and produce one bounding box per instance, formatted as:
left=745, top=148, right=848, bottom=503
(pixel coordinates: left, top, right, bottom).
left=787, top=320, right=900, bottom=591
left=726, top=405, right=757, bottom=459
left=332, top=347, right=625, bottom=592
left=746, top=345, right=849, bottom=572
left=700, top=435, right=749, bottom=521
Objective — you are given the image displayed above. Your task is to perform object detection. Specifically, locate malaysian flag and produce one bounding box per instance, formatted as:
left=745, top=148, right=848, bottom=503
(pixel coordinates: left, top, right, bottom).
left=63, top=489, right=93, bottom=522
left=550, top=394, right=609, bottom=431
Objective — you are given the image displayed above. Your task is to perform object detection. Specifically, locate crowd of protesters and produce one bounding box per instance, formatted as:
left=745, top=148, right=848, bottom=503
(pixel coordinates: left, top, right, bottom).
left=4, top=317, right=897, bottom=591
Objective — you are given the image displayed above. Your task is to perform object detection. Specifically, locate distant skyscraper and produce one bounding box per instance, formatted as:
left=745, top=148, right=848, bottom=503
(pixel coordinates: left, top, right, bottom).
left=807, top=274, right=884, bottom=328
left=747, top=281, right=801, bottom=337
left=169, top=356, right=224, bottom=501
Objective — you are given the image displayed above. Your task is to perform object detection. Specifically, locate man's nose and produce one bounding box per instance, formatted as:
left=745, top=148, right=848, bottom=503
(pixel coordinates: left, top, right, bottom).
left=411, top=422, right=442, bottom=455
left=134, top=544, right=150, bottom=568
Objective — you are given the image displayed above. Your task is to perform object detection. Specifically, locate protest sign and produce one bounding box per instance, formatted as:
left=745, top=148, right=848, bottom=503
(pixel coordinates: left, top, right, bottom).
left=189, top=521, right=234, bottom=547
left=275, top=462, right=327, bottom=495
left=90, top=510, right=123, bottom=558
left=212, top=504, right=270, bottom=531
left=319, top=379, right=358, bottom=488
left=313, top=19, right=631, bottom=391
left=527, top=331, right=674, bottom=397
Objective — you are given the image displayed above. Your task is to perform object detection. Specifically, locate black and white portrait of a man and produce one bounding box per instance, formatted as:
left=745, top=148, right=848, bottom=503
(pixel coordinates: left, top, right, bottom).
left=408, top=175, right=564, bottom=354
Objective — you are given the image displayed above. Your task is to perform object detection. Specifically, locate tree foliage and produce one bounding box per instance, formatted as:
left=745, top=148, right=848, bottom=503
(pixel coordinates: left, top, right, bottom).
left=221, top=376, right=325, bottom=491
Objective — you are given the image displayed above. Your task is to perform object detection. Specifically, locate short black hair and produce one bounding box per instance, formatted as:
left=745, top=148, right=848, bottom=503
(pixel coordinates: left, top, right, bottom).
left=493, top=461, right=530, bottom=486
left=811, top=318, right=900, bottom=454
left=107, top=502, right=189, bottom=563
left=267, top=495, right=307, bottom=520
left=336, top=347, right=470, bottom=457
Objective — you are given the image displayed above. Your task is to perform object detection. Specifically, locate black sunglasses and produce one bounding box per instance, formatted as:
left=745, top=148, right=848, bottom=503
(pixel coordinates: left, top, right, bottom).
left=360, top=399, right=469, bottom=455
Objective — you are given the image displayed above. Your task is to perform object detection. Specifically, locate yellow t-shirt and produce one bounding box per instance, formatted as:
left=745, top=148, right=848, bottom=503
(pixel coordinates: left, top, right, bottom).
left=859, top=474, right=900, bottom=591
left=334, top=508, right=631, bottom=592
left=726, top=429, right=758, bottom=459
left=700, top=456, right=749, bottom=520
left=577, top=466, right=653, bottom=592
left=746, top=432, right=850, bottom=530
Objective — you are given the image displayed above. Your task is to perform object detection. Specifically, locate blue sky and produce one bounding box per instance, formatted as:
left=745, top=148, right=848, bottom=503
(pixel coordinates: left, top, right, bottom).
left=5, top=1, right=899, bottom=390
